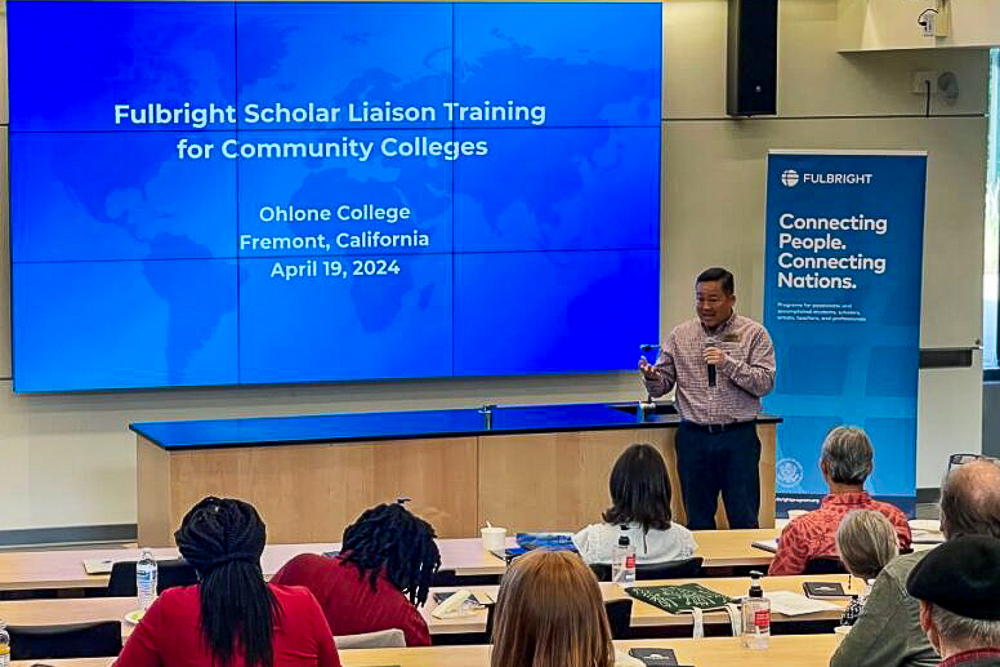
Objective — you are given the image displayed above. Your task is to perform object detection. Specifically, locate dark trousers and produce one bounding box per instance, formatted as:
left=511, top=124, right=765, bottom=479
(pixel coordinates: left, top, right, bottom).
left=675, top=422, right=761, bottom=530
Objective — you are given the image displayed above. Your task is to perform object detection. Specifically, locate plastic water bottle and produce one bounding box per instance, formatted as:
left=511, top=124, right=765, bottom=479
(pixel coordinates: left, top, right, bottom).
left=611, top=525, right=636, bottom=586
left=741, top=570, right=771, bottom=649
left=0, top=620, right=10, bottom=667
left=136, top=549, right=158, bottom=610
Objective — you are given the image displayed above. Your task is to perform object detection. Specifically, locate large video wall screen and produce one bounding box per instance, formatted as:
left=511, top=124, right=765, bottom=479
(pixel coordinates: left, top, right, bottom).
left=8, top=1, right=662, bottom=391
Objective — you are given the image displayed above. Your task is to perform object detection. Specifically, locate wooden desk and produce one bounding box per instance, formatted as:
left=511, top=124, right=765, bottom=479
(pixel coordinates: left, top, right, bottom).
left=0, top=597, right=138, bottom=627
left=0, top=543, right=338, bottom=592
left=0, top=573, right=854, bottom=640
left=424, top=574, right=860, bottom=635
left=692, top=529, right=777, bottom=569
left=0, top=531, right=780, bottom=592
left=0, top=540, right=500, bottom=592
left=341, top=636, right=840, bottom=667
left=12, top=635, right=840, bottom=667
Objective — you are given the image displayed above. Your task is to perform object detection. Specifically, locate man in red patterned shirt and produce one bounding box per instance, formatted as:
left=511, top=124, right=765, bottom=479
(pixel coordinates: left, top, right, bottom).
left=768, top=425, right=911, bottom=575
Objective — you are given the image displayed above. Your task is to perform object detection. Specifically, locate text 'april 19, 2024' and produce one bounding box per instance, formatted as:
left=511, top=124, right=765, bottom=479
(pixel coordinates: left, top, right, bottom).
left=242, top=203, right=420, bottom=282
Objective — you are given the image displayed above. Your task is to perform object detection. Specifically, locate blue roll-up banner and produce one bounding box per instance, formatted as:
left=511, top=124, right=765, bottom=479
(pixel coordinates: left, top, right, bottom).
left=764, top=150, right=927, bottom=516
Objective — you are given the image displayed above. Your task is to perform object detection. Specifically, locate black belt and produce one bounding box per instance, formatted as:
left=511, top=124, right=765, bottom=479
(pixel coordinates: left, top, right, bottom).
left=680, top=419, right=756, bottom=435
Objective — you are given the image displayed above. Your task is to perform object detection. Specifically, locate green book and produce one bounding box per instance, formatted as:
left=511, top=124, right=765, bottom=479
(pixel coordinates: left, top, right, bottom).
left=625, top=583, right=734, bottom=614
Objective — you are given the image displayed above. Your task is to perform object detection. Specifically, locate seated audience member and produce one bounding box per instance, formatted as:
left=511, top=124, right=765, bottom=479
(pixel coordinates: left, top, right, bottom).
left=837, top=509, right=900, bottom=625
left=769, top=426, right=911, bottom=575
left=906, top=535, right=1000, bottom=667
left=117, top=497, right=340, bottom=667
left=573, top=443, right=695, bottom=565
left=270, top=500, right=440, bottom=647
left=491, top=549, right=614, bottom=667
left=831, top=459, right=1000, bottom=667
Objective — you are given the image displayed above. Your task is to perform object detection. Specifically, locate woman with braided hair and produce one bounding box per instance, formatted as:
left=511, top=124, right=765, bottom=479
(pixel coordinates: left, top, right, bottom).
left=116, top=497, right=341, bottom=667
left=271, top=500, right=441, bottom=646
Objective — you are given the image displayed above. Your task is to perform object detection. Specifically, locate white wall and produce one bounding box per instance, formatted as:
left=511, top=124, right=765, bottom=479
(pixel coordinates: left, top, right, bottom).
left=838, top=0, right=1000, bottom=51
left=661, top=0, right=987, bottom=490
left=0, top=0, right=988, bottom=532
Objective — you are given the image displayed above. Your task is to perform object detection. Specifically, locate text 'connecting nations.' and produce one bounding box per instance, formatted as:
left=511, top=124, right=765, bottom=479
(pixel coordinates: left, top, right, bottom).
left=775, top=212, right=890, bottom=290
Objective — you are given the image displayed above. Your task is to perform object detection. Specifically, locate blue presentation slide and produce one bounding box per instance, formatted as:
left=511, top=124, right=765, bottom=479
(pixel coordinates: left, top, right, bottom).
left=7, top=1, right=661, bottom=391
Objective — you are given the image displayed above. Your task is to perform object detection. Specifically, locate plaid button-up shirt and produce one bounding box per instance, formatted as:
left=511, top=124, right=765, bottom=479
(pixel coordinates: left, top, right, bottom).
left=643, top=312, right=776, bottom=424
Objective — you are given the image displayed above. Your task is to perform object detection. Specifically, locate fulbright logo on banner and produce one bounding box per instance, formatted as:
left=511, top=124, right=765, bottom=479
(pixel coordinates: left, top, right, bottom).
left=776, top=457, right=805, bottom=488
left=782, top=169, right=874, bottom=187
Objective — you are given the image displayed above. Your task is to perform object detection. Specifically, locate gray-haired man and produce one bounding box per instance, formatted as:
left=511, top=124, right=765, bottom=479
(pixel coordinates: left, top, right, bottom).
left=768, top=426, right=911, bottom=575
left=831, top=459, right=1000, bottom=667
left=906, top=535, right=1000, bottom=667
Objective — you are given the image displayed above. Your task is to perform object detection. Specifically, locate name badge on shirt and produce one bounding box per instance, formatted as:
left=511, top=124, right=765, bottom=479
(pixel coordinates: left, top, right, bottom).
left=723, top=333, right=740, bottom=343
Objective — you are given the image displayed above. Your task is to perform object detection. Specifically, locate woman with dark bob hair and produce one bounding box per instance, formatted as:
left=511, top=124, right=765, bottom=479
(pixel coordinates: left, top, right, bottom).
left=573, top=443, right=696, bottom=564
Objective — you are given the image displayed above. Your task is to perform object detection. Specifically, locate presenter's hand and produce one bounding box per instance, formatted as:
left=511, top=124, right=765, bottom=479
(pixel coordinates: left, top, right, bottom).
left=703, top=347, right=727, bottom=366
left=638, top=358, right=659, bottom=380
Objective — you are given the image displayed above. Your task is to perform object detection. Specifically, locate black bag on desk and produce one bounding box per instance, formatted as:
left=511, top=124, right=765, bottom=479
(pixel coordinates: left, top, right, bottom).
left=803, top=581, right=853, bottom=599
left=628, top=648, right=680, bottom=666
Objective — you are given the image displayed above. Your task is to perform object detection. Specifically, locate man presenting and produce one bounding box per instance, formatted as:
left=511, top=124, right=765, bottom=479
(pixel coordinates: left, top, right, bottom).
left=640, top=267, right=776, bottom=529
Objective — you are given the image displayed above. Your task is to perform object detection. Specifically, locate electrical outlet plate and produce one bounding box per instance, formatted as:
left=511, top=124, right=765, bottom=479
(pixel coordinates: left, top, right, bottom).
left=912, top=70, right=941, bottom=94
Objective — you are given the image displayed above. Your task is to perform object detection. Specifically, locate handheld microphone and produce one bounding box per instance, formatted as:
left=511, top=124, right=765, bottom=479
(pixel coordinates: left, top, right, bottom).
left=705, top=336, right=718, bottom=387
left=639, top=343, right=659, bottom=364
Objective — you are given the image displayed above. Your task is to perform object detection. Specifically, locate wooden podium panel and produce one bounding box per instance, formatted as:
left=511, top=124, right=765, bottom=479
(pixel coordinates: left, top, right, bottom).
left=477, top=426, right=776, bottom=533
left=137, top=423, right=776, bottom=546
left=476, top=429, right=671, bottom=533
left=137, top=436, right=478, bottom=546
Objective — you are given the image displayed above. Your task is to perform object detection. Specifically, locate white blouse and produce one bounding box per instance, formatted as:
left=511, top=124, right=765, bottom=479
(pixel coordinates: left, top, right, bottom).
left=572, top=521, right=697, bottom=565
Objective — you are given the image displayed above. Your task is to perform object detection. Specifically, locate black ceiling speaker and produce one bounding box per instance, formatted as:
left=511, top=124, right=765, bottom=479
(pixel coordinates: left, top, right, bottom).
left=727, top=0, right=778, bottom=117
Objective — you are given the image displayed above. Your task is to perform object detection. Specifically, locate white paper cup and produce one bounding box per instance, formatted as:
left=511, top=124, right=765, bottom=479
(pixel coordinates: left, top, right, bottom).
left=788, top=509, right=808, bottom=520
left=481, top=526, right=507, bottom=552
left=834, top=625, right=852, bottom=646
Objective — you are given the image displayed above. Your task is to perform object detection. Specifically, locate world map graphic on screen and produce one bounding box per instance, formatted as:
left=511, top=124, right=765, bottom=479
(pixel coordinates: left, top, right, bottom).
left=7, top=2, right=662, bottom=391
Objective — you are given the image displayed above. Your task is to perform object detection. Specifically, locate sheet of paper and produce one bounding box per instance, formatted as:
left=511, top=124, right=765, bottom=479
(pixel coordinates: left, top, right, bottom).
left=766, top=590, right=840, bottom=616
left=613, top=650, right=645, bottom=667
left=911, top=529, right=945, bottom=544
left=909, top=519, right=940, bottom=532
left=83, top=558, right=114, bottom=575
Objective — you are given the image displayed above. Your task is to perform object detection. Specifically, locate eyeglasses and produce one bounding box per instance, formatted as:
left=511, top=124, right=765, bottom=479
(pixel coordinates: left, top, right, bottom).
left=948, top=453, right=1000, bottom=471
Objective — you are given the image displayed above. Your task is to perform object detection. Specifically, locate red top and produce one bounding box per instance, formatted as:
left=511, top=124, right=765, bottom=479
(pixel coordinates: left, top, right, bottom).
left=940, top=648, right=1000, bottom=667
left=116, top=583, right=341, bottom=667
left=270, top=553, right=431, bottom=647
left=768, top=492, right=912, bottom=575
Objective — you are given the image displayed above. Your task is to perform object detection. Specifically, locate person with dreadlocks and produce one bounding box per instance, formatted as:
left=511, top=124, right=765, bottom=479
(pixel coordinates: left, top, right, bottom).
left=116, top=497, right=341, bottom=667
left=270, top=500, right=441, bottom=646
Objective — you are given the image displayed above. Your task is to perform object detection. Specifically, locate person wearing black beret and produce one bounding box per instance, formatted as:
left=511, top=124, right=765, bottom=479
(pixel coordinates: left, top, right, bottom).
left=906, top=535, right=1000, bottom=667
left=831, top=460, right=1000, bottom=667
